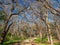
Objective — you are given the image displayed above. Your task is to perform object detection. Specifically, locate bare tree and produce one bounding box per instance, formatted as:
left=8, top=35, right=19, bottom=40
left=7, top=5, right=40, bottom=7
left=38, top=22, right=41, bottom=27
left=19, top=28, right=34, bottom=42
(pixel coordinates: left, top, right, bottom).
left=0, top=0, right=28, bottom=44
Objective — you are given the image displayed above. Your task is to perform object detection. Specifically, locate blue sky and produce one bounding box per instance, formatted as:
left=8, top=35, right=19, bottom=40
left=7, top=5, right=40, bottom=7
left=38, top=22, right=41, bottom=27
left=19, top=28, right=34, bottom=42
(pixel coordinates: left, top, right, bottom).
left=0, top=0, right=60, bottom=22
left=19, top=0, right=35, bottom=7
left=0, top=0, right=60, bottom=10
left=52, top=0, right=60, bottom=8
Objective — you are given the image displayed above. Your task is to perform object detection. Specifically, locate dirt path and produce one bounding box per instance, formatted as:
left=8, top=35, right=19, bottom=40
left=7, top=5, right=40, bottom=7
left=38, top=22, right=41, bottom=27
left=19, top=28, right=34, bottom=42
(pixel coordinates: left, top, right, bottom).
left=21, top=37, right=37, bottom=45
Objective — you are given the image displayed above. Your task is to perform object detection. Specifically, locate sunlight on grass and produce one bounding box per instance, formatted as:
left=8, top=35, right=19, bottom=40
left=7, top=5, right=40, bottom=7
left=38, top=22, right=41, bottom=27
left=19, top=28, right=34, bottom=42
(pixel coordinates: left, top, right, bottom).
left=2, top=40, right=21, bottom=45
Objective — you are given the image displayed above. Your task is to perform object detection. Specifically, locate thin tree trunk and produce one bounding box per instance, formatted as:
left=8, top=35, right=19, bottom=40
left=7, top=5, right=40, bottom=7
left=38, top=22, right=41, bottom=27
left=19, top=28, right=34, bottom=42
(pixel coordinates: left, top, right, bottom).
left=56, top=27, right=60, bottom=40
left=45, top=11, right=54, bottom=45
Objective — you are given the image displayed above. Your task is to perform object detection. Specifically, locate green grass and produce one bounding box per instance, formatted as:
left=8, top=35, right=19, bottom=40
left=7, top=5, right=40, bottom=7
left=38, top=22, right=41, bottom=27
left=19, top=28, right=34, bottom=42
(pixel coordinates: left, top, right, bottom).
left=54, top=42, right=60, bottom=45
left=0, top=37, right=27, bottom=45
left=34, top=37, right=48, bottom=43
left=34, top=37, right=41, bottom=43
left=1, top=40, right=21, bottom=45
left=41, top=37, right=48, bottom=43
left=41, top=44, right=48, bottom=45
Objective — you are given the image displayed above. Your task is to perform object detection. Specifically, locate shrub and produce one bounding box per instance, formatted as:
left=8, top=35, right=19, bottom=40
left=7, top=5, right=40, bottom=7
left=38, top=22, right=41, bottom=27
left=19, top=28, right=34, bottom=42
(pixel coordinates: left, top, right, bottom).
left=34, top=37, right=41, bottom=43
left=41, top=37, right=48, bottom=43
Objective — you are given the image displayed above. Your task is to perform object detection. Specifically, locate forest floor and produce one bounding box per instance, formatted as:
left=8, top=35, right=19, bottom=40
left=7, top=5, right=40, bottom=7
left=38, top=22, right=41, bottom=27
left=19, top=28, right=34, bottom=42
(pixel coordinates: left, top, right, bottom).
left=20, top=37, right=60, bottom=45
left=6, top=37, right=60, bottom=45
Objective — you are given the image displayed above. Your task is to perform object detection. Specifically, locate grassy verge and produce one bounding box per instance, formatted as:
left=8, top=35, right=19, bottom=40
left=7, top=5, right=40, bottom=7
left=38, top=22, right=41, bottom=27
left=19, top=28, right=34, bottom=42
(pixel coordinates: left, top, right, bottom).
left=54, top=42, right=60, bottom=45
left=0, top=40, right=21, bottom=45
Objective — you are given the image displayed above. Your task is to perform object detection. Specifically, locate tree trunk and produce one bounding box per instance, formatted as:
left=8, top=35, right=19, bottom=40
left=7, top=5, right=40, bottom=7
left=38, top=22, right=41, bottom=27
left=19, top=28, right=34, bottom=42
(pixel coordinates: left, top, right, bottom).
left=45, top=11, right=54, bottom=45
left=56, top=27, right=60, bottom=40
left=0, top=23, right=13, bottom=44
